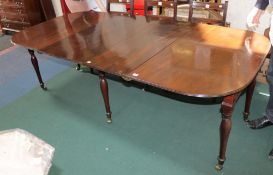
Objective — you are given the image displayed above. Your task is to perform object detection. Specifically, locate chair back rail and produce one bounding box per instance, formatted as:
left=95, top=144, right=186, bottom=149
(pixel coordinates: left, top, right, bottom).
left=107, top=0, right=135, bottom=16
left=144, top=0, right=178, bottom=21
left=188, top=0, right=228, bottom=26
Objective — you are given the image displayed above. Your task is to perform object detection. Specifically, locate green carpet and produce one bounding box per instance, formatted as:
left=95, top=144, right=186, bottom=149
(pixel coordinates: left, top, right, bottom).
left=0, top=68, right=272, bottom=175
left=0, top=35, right=13, bottom=51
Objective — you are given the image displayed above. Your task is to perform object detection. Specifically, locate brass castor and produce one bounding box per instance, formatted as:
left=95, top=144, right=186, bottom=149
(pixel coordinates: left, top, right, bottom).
left=215, top=164, right=223, bottom=171
left=40, top=84, right=47, bottom=91
left=106, top=112, right=112, bottom=124
left=243, top=112, right=249, bottom=122
left=106, top=117, right=112, bottom=124
left=215, top=157, right=225, bottom=171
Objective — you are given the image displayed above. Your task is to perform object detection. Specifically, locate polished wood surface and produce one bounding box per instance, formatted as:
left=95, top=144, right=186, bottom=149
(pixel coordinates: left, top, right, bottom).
left=12, top=11, right=270, bottom=97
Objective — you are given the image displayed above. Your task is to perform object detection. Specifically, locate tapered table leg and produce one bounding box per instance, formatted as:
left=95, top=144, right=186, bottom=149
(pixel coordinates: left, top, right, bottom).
left=243, top=80, right=256, bottom=121
left=98, top=72, right=112, bottom=123
left=215, top=93, right=240, bottom=171
left=28, top=49, right=47, bottom=90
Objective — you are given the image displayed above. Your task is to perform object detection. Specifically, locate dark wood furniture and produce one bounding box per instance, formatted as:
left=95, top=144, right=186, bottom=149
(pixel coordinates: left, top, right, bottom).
left=0, top=22, right=2, bottom=35
left=178, top=0, right=189, bottom=3
left=107, top=0, right=135, bottom=16
left=39, top=0, right=56, bottom=20
left=144, top=0, right=178, bottom=20
left=188, top=0, right=228, bottom=26
left=11, top=11, right=270, bottom=171
left=0, top=0, right=49, bottom=32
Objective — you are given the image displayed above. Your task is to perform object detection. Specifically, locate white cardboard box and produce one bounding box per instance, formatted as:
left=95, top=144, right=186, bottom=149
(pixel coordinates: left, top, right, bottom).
left=0, top=129, right=55, bottom=175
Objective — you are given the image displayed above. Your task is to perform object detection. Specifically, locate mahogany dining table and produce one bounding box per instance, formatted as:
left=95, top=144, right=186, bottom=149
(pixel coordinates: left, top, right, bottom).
left=11, top=10, right=270, bottom=170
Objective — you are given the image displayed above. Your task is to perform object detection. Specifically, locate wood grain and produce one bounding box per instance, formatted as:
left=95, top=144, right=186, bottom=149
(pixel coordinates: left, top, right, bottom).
left=12, top=11, right=270, bottom=97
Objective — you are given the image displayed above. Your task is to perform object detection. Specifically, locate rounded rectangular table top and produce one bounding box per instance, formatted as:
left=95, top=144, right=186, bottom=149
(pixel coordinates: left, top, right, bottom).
left=12, top=11, right=271, bottom=97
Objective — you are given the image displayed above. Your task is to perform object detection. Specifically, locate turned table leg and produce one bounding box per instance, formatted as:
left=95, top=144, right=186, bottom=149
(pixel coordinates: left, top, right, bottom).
left=215, top=93, right=240, bottom=171
left=243, top=80, right=256, bottom=121
left=28, top=49, right=47, bottom=90
left=98, top=72, right=112, bottom=123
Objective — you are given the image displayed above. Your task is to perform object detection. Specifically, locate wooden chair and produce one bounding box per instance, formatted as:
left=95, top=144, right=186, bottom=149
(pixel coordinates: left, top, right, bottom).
left=178, top=0, right=189, bottom=4
left=188, top=0, right=228, bottom=26
left=144, top=0, right=178, bottom=20
left=107, top=0, right=135, bottom=16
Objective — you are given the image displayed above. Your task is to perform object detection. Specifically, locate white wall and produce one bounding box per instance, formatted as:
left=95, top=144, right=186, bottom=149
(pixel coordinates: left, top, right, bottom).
left=51, top=0, right=62, bottom=17
left=51, top=0, right=272, bottom=34
left=51, top=0, right=107, bottom=16
left=227, top=0, right=272, bottom=34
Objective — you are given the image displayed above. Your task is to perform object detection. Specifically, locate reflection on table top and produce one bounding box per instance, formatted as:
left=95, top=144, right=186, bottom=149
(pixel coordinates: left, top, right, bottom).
left=12, top=10, right=271, bottom=97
